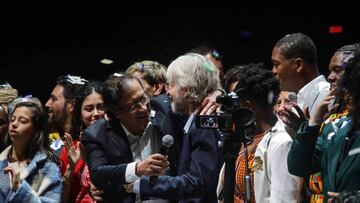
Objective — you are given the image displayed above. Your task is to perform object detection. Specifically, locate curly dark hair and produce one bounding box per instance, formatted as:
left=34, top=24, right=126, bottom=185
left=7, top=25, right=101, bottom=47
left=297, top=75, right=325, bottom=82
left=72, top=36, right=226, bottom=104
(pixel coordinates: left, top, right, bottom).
left=223, top=65, right=245, bottom=93
left=56, top=75, right=87, bottom=101
left=342, top=48, right=360, bottom=128
left=234, top=63, right=280, bottom=108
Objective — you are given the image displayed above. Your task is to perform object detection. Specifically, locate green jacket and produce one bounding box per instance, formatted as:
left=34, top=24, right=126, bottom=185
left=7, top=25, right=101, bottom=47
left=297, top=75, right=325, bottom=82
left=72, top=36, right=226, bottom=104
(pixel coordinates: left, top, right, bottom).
left=288, top=117, right=360, bottom=201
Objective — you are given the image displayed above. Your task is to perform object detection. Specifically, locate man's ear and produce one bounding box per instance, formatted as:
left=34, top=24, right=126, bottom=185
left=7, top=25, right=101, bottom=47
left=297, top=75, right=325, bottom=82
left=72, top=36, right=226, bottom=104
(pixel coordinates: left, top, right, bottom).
left=294, top=58, right=304, bottom=73
left=182, top=86, right=189, bottom=98
left=153, top=82, right=165, bottom=96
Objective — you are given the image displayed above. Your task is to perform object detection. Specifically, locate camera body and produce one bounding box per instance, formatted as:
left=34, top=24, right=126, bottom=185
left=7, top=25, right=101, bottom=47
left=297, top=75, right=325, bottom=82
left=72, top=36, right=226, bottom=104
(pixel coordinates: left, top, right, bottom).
left=195, top=92, right=240, bottom=132
left=195, top=92, right=256, bottom=154
left=195, top=113, right=229, bottom=132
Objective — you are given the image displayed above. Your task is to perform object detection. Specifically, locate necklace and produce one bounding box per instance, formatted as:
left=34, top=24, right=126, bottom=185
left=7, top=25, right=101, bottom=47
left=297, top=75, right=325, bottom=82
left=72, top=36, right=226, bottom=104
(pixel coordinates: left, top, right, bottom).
left=8, top=146, right=30, bottom=165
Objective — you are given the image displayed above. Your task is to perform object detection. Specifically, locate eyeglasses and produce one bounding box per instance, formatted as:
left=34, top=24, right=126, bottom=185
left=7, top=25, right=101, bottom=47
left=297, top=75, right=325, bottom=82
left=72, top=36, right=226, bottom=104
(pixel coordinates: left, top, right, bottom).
left=122, top=94, right=149, bottom=113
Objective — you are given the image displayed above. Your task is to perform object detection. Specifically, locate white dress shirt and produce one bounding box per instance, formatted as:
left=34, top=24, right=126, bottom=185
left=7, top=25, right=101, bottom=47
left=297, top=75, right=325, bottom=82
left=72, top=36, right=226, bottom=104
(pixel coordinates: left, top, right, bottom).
left=122, top=122, right=167, bottom=203
left=253, top=119, right=302, bottom=203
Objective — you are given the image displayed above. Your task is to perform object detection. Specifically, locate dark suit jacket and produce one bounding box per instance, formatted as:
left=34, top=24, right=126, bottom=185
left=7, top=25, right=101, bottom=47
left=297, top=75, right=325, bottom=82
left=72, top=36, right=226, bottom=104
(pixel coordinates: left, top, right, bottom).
left=288, top=118, right=360, bottom=202
left=81, top=118, right=135, bottom=203
left=150, top=94, right=172, bottom=132
left=139, top=116, right=222, bottom=203
left=150, top=94, right=188, bottom=176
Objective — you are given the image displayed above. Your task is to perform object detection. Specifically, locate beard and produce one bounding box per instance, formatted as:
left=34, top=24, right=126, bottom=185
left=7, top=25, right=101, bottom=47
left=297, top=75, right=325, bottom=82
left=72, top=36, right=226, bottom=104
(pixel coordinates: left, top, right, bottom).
left=171, top=98, right=187, bottom=115
left=47, top=105, right=67, bottom=132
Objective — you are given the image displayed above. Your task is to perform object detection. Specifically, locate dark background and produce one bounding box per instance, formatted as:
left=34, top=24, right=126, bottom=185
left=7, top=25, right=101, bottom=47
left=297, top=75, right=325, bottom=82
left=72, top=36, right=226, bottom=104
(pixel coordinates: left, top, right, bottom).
left=1, top=5, right=358, bottom=102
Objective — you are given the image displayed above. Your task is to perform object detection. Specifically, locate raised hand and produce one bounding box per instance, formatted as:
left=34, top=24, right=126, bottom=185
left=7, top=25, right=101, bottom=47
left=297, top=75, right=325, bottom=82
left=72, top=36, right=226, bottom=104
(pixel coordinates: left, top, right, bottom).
left=281, top=102, right=307, bottom=132
left=64, top=132, right=81, bottom=169
left=310, top=89, right=338, bottom=125
left=198, top=90, right=222, bottom=115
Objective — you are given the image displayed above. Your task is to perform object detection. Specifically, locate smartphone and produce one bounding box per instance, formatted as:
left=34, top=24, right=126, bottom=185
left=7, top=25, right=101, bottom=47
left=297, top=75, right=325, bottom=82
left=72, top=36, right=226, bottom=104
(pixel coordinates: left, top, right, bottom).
left=195, top=115, right=219, bottom=129
left=288, top=92, right=299, bottom=116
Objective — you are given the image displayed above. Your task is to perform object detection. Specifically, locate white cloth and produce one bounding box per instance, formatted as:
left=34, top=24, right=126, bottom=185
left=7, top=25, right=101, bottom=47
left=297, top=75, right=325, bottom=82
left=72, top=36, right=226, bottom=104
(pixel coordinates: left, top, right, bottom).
left=297, top=75, right=329, bottom=119
left=216, top=163, right=225, bottom=203
left=122, top=122, right=167, bottom=203
left=253, top=119, right=302, bottom=203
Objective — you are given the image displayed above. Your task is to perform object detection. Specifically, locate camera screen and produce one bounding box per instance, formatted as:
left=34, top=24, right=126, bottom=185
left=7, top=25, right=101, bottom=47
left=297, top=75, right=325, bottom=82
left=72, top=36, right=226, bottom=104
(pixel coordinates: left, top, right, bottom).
left=195, top=116, right=218, bottom=129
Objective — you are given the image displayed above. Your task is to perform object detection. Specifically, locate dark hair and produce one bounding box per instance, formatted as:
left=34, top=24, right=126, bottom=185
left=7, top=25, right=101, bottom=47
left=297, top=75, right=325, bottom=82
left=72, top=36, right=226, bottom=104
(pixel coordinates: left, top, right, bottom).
left=189, top=45, right=223, bottom=60
left=56, top=75, right=87, bottom=101
left=102, top=74, right=142, bottom=119
left=9, top=97, right=58, bottom=163
left=336, top=43, right=360, bottom=64
left=275, top=33, right=317, bottom=65
left=71, top=81, right=104, bottom=137
left=234, top=63, right=280, bottom=108
left=223, top=65, right=245, bottom=92
left=337, top=43, right=360, bottom=53
left=342, top=48, right=360, bottom=128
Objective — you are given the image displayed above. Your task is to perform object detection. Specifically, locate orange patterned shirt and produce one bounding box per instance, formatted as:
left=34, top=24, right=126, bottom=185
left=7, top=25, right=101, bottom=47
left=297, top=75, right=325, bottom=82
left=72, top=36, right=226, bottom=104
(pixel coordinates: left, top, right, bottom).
left=234, top=134, right=264, bottom=203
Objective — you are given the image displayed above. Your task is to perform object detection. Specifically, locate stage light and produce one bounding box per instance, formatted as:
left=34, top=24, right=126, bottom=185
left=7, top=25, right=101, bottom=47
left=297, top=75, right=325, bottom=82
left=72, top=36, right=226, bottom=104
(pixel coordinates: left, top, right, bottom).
left=100, top=58, right=113, bottom=65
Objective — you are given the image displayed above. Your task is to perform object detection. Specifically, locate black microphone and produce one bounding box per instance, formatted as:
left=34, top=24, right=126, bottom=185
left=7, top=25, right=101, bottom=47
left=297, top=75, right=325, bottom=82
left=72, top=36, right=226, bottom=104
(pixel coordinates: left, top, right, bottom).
left=149, top=134, right=174, bottom=185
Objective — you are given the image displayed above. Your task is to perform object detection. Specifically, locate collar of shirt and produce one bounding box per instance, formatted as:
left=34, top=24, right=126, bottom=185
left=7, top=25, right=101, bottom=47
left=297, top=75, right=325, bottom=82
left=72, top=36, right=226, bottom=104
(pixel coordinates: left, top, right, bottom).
left=183, top=113, right=195, bottom=135
left=297, top=75, right=329, bottom=112
left=298, top=75, right=327, bottom=96
left=121, top=122, right=151, bottom=161
left=297, top=75, right=327, bottom=102
left=121, top=122, right=151, bottom=139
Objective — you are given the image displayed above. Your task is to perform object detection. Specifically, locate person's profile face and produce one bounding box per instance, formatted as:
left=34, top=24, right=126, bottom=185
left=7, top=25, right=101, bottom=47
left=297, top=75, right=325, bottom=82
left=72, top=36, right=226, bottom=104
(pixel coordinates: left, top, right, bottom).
left=45, top=85, right=68, bottom=129
left=271, top=47, right=298, bottom=91
left=166, top=79, right=188, bottom=115
left=327, top=52, right=347, bottom=96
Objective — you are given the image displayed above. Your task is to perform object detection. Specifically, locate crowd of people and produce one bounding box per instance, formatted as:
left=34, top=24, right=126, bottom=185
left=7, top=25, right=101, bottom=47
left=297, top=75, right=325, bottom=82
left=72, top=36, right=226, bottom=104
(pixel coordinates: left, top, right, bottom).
left=0, top=33, right=359, bottom=203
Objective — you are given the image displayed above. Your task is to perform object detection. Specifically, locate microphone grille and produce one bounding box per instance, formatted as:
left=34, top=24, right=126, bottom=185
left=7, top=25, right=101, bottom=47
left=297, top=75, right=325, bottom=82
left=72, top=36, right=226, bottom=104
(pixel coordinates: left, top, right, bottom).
left=162, top=134, right=174, bottom=148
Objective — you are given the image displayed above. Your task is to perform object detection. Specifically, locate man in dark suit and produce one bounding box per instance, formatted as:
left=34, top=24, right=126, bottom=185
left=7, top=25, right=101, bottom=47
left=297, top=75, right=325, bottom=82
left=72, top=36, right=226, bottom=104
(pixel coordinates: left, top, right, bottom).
left=125, top=58, right=221, bottom=179
left=81, top=74, right=168, bottom=203
left=129, top=53, right=223, bottom=203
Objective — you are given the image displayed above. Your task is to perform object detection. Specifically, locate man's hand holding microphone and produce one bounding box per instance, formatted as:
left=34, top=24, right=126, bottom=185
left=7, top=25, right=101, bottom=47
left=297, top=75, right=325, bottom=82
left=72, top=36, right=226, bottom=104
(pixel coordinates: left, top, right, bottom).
left=125, top=135, right=174, bottom=192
